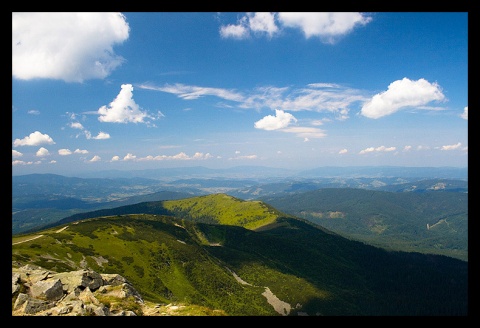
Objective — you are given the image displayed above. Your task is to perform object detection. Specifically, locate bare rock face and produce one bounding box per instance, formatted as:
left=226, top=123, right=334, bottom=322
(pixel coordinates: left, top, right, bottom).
left=12, top=263, right=144, bottom=316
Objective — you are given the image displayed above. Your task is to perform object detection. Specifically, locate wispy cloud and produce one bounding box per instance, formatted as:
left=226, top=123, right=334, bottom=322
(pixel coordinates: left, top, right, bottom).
left=138, top=83, right=244, bottom=102
left=12, top=12, right=129, bottom=82
left=142, top=82, right=366, bottom=119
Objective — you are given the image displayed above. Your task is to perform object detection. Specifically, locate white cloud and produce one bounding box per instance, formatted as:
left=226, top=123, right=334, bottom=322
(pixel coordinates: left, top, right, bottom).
left=359, top=146, right=396, bottom=154
left=403, top=146, right=412, bottom=151
left=139, top=83, right=244, bottom=102
left=254, top=109, right=297, bottom=130
left=124, top=153, right=137, bottom=161
left=247, top=12, right=279, bottom=37
left=98, top=84, right=158, bottom=124
left=220, top=21, right=249, bottom=39
left=89, top=155, right=101, bottom=162
left=12, top=150, right=23, bottom=157
left=111, top=156, right=120, bottom=161
left=219, top=12, right=370, bottom=43
left=12, top=12, right=129, bottom=82
left=12, top=160, right=33, bottom=166
left=220, top=12, right=278, bottom=39
left=278, top=12, right=372, bottom=43
left=339, top=149, right=348, bottom=154
left=92, top=132, right=111, bottom=140
left=70, top=122, right=84, bottom=130
left=13, top=131, right=55, bottom=147
left=280, top=127, right=326, bottom=139
left=229, top=154, right=258, bottom=160
left=36, top=147, right=50, bottom=157
left=74, top=149, right=89, bottom=154
left=440, top=142, right=462, bottom=151
left=121, top=152, right=214, bottom=162
left=460, top=106, right=468, bottom=120
left=142, top=82, right=366, bottom=119
left=254, top=108, right=328, bottom=140
left=361, top=78, right=446, bottom=119
left=27, top=110, right=40, bottom=115
left=58, top=149, right=72, bottom=156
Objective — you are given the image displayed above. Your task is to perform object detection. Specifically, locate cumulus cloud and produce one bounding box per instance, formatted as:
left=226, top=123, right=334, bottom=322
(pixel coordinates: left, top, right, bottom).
left=12, top=12, right=129, bottom=82
left=124, top=153, right=137, bottom=161
left=98, top=84, right=159, bottom=124
left=58, top=149, right=72, bottom=156
left=12, top=160, right=33, bottom=166
left=460, top=106, right=468, bottom=120
left=220, top=12, right=278, bottom=39
left=254, top=109, right=297, bottom=130
left=220, top=23, right=249, bottom=39
left=70, top=122, right=84, bottom=130
left=278, top=12, right=372, bottom=43
left=359, top=146, right=396, bottom=154
left=92, top=132, right=111, bottom=140
left=111, top=156, right=120, bottom=161
left=74, top=149, right=89, bottom=154
left=12, top=150, right=22, bottom=157
left=89, top=155, right=101, bottom=162
left=36, top=147, right=50, bottom=157
left=440, top=142, right=462, bottom=151
left=361, top=78, right=446, bottom=119
left=220, top=12, right=371, bottom=43
left=13, top=131, right=55, bottom=147
left=339, top=149, right=348, bottom=154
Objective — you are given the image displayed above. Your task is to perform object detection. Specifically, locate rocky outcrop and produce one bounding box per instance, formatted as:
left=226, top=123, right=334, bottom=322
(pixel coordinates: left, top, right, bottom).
left=12, top=263, right=144, bottom=316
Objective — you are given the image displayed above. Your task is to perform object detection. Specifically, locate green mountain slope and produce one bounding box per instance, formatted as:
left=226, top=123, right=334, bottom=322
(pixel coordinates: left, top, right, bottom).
left=12, top=195, right=468, bottom=316
left=37, top=194, right=283, bottom=232
left=259, top=188, right=468, bottom=261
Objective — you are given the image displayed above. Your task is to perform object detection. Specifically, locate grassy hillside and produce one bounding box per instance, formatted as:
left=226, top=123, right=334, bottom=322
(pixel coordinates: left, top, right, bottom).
left=259, top=188, right=468, bottom=261
left=36, top=193, right=283, bottom=233
left=12, top=195, right=468, bottom=316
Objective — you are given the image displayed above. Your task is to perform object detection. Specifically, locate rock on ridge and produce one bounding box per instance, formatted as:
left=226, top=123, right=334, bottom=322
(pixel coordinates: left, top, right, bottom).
left=12, top=263, right=144, bottom=316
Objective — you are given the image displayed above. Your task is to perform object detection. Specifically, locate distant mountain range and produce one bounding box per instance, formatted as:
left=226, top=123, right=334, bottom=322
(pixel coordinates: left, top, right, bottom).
left=12, top=168, right=467, bottom=236
left=25, top=165, right=467, bottom=180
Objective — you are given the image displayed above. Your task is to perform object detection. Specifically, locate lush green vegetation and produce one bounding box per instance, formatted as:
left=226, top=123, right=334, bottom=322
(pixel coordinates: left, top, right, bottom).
left=259, top=188, right=468, bottom=261
left=12, top=195, right=468, bottom=316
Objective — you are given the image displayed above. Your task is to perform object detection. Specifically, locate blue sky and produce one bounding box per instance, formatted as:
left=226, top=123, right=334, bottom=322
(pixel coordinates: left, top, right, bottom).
left=12, top=12, right=468, bottom=176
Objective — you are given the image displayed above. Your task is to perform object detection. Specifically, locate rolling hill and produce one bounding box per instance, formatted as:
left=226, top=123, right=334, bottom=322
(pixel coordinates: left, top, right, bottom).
left=12, top=194, right=468, bottom=316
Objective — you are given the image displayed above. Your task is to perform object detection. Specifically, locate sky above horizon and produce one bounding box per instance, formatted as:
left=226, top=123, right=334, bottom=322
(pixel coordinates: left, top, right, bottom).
left=12, top=12, right=468, bottom=176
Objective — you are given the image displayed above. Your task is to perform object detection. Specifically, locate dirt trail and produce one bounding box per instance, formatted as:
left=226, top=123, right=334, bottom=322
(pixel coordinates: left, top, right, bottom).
left=12, top=226, right=68, bottom=245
